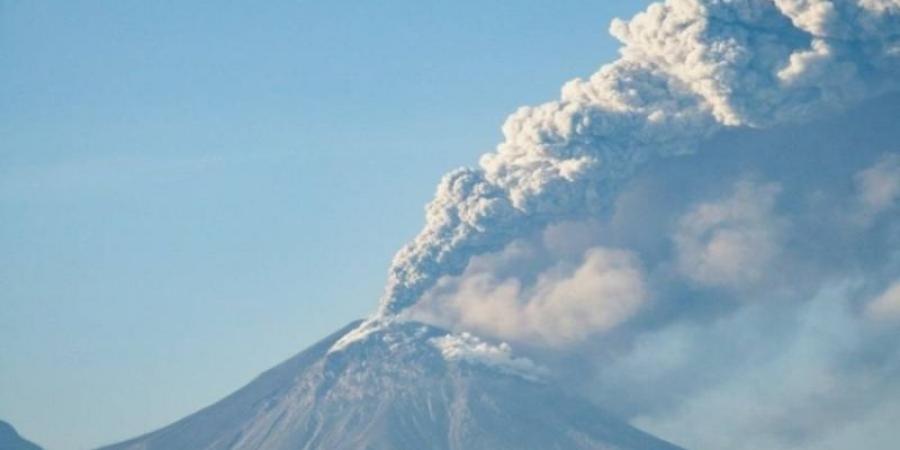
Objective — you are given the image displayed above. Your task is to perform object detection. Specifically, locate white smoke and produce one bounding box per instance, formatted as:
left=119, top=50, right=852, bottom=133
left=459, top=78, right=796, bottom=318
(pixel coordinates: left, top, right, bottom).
left=674, top=180, right=785, bottom=288
left=866, top=279, right=900, bottom=321
left=394, top=99, right=900, bottom=449
left=374, top=0, right=900, bottom=319
left=413, top=246, right=648, bottom=346
left=855, top=153, right=900, bottom=221
left=625, top=280, right=900, bottom=450
left=332, top=2, right=900, bottom=446
left=429, top=332, right=547, bottom=381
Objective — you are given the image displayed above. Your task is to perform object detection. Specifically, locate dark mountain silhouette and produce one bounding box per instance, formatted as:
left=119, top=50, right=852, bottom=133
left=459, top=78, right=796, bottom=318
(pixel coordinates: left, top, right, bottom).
left=0, top=420, right=43, bottom=450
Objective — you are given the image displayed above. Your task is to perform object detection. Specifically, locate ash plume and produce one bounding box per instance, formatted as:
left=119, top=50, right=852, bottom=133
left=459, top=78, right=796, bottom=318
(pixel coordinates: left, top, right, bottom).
left=375, top=0, right=900, bottom=319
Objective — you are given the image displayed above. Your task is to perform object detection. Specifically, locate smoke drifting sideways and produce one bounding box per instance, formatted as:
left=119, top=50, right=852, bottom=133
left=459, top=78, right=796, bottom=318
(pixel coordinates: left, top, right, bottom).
left=410, top=93, right=900, bottom=450
left=376, top=0, right=900, bottom=319
left=331, top=1, right=900, bottom=448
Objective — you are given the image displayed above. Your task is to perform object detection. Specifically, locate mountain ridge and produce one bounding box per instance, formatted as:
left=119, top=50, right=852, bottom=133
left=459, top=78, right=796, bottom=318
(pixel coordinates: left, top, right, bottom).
left=0, top=420, right=43, bottom=450
left=98, top=321, right=685, bottom=450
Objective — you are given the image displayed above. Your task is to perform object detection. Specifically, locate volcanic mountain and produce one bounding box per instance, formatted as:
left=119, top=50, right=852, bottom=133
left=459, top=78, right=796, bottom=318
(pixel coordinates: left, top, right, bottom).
left=0, top=420, right=43, bottom=450
left=98, top=321, right=684, bottom=450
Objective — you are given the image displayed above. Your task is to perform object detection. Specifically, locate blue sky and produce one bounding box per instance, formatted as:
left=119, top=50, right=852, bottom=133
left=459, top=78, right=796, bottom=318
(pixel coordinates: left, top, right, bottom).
left=0, top=1, right=650, bottom=448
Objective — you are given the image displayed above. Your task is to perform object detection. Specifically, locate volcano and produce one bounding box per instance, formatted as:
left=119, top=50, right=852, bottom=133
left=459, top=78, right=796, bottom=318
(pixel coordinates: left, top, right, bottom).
left=0, top=421, right=43, bottom=450
left=98, top=321, right=684, bottom=450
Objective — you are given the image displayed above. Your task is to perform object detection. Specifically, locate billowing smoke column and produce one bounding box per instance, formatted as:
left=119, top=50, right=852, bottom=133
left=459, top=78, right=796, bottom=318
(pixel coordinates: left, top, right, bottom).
left=346, top=0, right=900, bottom=340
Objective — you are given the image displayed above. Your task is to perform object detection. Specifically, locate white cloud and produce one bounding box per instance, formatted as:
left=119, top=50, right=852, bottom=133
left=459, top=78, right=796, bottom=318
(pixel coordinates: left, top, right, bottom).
left=674, top=180, right=784, bottom=288
left=596, top=280, right=900, bottom=450
left=865, top=279, right=900, bottom=321
left=413, top=247, right=647, bottom=346
left=527, top=248, right=648, bottom=342
left=372, top=0, right=900, bottom=319
left=429, top=332, right=546, bottom=381
left=860, top=0, right=900, bottom=14
left=328, top=3, right=900, bottom=445
left=855, top=154, right=900, bottom=221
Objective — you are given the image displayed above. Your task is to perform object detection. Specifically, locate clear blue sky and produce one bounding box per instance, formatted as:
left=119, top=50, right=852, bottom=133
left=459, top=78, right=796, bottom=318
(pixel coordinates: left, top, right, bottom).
left=0, top=1, right=649, bottom=448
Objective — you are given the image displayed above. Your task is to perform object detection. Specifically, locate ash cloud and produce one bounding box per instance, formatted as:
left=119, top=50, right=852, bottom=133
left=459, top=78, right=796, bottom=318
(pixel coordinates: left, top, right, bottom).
left=377, top=0, right=900, bottom=318
left=410, top=96, right=900, bottom=449
left=673, top=179, right=785, bottom=289
left=412, top=242, right=648, bottom=346
left=335, top=1, right=900, bottom=449
left=855, top=153, right=900, bottom=222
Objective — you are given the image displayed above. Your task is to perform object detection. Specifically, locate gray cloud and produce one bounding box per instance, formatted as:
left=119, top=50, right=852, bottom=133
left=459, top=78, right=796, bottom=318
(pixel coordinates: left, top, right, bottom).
left=625, top=281, right=900, bottom=450
left=865, top=279, right=900, bottom=321
left=674, top=180, right=785, bottom=288
left=373, top=0, right=900, bottom=319
left=407, top=92, right=900, bottom=449
left=855, top=154, right=900, bottom=222
left=332, top=1, right=900, bottom=448
left=411, top=244, right=648, bottom=346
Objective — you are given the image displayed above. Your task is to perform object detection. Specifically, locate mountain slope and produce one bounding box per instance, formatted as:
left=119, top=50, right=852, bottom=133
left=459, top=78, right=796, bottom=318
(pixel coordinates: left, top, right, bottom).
left=99, top=321, right=684, bottom=450
left=0, top=420, right=43, bottom=450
